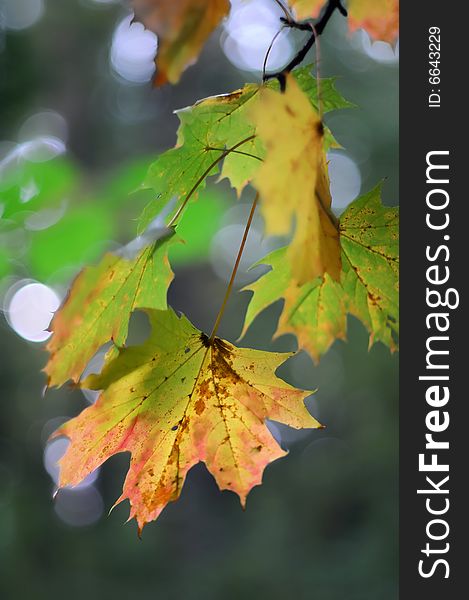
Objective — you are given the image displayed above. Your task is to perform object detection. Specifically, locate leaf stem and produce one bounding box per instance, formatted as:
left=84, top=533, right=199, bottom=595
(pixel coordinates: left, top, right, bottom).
left=167, top=134, right=256, bottom=228
left=262, top=26, right=287, bottom=80
left=209, top=193, right=259, bottom=343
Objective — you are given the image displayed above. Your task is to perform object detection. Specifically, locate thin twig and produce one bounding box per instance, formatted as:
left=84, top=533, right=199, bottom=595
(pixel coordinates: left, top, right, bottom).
left=263, top=0, right=347, bottom=90
left=309, top=22, right=323, bottom=119
left=209, top=193, right=259, bottom=342
left=262, top=27, right=286, bottom=81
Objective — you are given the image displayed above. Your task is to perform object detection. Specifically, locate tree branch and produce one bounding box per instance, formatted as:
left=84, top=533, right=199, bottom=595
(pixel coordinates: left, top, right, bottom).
left=263, top=0, right=347, bottom=91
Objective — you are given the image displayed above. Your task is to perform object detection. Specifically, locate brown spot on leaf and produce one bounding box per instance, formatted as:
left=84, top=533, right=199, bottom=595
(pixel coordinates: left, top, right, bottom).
left=198, top=379, right=211, bottom=398
left=195, top=398, right=205, bottom=415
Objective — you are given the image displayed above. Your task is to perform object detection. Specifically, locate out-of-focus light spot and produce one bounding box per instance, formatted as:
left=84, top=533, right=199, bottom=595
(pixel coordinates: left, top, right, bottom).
left=267, top=418, right=313, bottom=447
left=41, top=417, right=69, bottom=445
left=110, top=15, right=157, bottom=84
left=355, top=30, right=399, bottom=64
left=4, top=280, right=60, bottom=342
left=222, top=0, right=294, bottom=73
left=210, top=223, right=275, bottom=284
left=19, top=178, right=39, bottom=203
left=24, top=199, right=68, bottom=231
left=80, top=344, right=111, bottom=404
left=1, top=0, right=44, bottom=31
left=44, top=437, right=99, bottom=487
left=0, top=138, right=66, bottom=173
left=327, top=151, right=362, bottom=212
left=54, top=486, right=104, bottom=527
left=19, top=136, right=66, bottom=163
left=19, top=111, right=68, bottom=146
left=81, top=387, right=101, bottom=404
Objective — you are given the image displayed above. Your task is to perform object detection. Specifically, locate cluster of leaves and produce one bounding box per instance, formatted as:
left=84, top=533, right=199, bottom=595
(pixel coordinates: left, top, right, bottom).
left=43, top=0, right=399, bottom=532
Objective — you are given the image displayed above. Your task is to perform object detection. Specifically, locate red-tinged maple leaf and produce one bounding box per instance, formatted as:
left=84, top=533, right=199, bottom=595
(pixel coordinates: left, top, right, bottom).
left=53, top=309, right=321, bottom=532
left=290, top=0, right=399, bottom=43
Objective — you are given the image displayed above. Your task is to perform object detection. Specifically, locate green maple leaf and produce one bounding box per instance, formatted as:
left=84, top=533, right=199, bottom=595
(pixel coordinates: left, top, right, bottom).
left=242, top=248, right=347, bottom=361
left=242, top=186, right=399, bottom=360
left=340, top=186, right=399, bottom=349
left=176, top=84, right=263, bottom=196
left=291, top=66, right=355, bottom=113
left=54, top=308, right=321, bottom=531
left=45, top=233, right=177, bottom=387
left=139, top=67, right=352, bottom=230
left=137, top=125, right=223, bottom=234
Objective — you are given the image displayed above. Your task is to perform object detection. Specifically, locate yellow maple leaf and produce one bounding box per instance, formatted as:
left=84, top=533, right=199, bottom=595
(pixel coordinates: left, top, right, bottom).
left=132, top=0, right=230, bottom=85
left=250, top=76, right=341, bottom=285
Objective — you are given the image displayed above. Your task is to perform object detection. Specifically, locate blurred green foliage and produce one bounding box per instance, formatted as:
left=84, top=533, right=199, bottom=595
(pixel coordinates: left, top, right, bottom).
left=1, top=154, right=227, bottom=284
left=170, top=190, right=228, bottom=265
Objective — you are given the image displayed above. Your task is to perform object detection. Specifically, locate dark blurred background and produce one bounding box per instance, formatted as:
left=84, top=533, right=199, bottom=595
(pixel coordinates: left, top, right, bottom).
left=0, top=1, right=398, bottom=598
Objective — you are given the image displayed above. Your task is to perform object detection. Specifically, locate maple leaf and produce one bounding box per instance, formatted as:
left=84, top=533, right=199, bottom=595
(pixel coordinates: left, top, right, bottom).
left=242, top=186, right=399, bottom=361
left=290, top=0, right=399, bottom=43
left=340, top=185, right=399, bottom=349
left=242, top=248, right=346, bottom=362
left=138, top=123, right=225, bottom=233
left=139, top=67, right=351, bottom=230
left=249, top=75, right=341, bottom=285
left=176, top=84, right=264, bottom=196
left=54, top=308, right=321, bottom=532
left=131, top=0, right=230, bottom=85
left=45, top=234, right=177, bottom=387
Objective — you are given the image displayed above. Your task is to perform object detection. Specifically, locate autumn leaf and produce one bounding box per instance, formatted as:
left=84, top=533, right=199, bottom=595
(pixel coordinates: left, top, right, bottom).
left=54, top=308, right=320, bottom=531
left=176, top=84, right=264, bottom=196
left=138, top=123, right=225, bottom=233
left=289, top=0, right=399, bottom=43
left=340, top=185, right=399, bottom=349
left=249, top=75, right=341, bottom=285
left=45, top=234, right=177, bottom=387
left=132, top=0, right=230, bottom=85
left=242, top=186, right=399, bottom=360
left=292, top=65, right=355, bottom=114
left=242, top=248, right=347, bottom=362
left=139, top=67, right=351, bottom=230
left=175, top=66, right=352, bottom=195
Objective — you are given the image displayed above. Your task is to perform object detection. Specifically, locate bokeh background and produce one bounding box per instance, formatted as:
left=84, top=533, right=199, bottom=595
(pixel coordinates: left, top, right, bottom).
left=0, top=1, right=398, bottom=598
